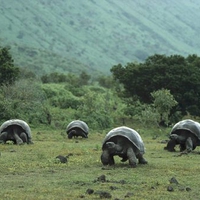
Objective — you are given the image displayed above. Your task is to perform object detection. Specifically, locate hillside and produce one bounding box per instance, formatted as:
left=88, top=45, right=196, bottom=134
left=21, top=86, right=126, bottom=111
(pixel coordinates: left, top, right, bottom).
left=1, top=0, right=200, bottom=76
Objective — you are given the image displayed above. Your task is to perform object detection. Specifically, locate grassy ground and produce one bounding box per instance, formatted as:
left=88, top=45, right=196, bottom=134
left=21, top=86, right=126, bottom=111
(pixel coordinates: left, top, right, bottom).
left=0, top=127, right=200, bottom=200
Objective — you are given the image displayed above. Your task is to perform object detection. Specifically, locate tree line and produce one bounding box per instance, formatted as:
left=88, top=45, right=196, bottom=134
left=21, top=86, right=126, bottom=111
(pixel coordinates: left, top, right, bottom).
left=111, top=54, right=200, bottom=121
left=1, top=45, right=200, bottom=128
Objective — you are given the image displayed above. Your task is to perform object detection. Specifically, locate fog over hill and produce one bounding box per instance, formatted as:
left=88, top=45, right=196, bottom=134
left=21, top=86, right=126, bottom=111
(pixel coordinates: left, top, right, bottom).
left=1, top=0, right=200, bottom=76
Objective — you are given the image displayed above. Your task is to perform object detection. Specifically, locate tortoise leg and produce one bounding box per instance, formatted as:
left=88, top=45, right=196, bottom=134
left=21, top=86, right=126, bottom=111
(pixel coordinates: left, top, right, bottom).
left=0, top=132, right=8, bottom=144
left=127, top=147, right=137, bottom=168
left=19, top=132, right=28, bottom=143
left=185, top=137, right=193, bottom=153
left=137, top=154, right=148, bottom=164
left=108, top=156, right=114, bottom=165
left=164, top=139, right=176, bottom=152
left=27, top=138, right=34, bottom=144
left=101, top=150, right=115, bottom=165
left=13, top=132, right=23, bottom=145
left=13, top=127, right=23, bottom=145
left=68, top=130, right=76, bottom=139
left=81, top=131, right=88, bottom=138
left=76, top=128, right=87, bottom=138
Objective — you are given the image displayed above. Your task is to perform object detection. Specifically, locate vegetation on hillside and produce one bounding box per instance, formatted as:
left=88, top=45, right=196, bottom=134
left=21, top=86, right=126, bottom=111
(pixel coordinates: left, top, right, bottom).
left=1, top=0, right=200, bottom=76
left=1, top=46, right=200, bottom=130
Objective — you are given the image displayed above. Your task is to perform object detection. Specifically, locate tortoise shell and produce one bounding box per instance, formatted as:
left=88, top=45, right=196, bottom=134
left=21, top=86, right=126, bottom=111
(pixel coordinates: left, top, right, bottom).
left=170, top=119, right=200, bottom=140
left=102, top=126, right=145, bottom=154
left=0, top=119, right=32, bottom=143
left=66, top=120, right=89, bottom=136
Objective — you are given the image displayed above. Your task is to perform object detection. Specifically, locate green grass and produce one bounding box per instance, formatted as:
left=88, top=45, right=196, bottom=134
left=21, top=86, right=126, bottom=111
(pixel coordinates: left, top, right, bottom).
left=0, top=127, right=200, bottom=200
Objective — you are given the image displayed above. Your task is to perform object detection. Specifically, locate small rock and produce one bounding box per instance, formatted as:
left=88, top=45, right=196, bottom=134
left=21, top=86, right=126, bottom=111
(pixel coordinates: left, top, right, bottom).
left=99, top=191, right=112, bottom=199
left=86, top=189, right=94, bottom=194
left=169, top=177, right=179, bottom=184
left=110, top=186, right=118, bottom=190
left=186, top=186, right=191, bottom=191
left=167, top=186, right=174, bottom=192
left=124, top=192, right=134, bottom=198
left=56, top=155, right=67, bottom=163
left=97, top=175, right=106, bottom=182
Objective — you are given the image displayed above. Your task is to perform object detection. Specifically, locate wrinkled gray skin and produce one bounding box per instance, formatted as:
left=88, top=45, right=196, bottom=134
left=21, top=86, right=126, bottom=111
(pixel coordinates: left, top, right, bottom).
left=101, top=126, right=147, bottom=168
left=66, top=120, right=89, bottom=139
left=164, top=119, right=200, bottom=153
left=0, top=119, right=33, bottom=145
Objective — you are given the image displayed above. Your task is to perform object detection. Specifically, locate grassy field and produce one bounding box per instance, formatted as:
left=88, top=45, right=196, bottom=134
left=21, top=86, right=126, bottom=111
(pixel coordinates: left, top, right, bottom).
left=0, top=126, right=200, bottom=200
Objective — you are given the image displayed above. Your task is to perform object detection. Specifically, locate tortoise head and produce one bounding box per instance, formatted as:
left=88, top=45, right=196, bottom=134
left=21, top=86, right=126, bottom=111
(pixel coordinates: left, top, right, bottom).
left=105, top=142, right=122, bottom=153
left=105, top=142, right=116, bottom=149
left=169, top=134, right=179, bottom=140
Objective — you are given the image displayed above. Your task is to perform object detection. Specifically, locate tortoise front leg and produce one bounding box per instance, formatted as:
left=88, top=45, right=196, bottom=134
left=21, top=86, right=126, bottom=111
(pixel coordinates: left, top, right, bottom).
left=127, top=147, right=137, bottom=168
left=19, top=132, right=28, bottom=143
left=13, top=132, right=23, bottom=145
left=68, top=130, right=76, bottom=139
left=101, top=150, right=115, bottom=165
left=137, top=153, right=148, bottom=164
left=164, top=139, right=177, bottom=152
left=185, top=137, right=193, bottom=153
left=0, top=132, right=8, bottom=143
left=12, top=127, right=23, bottom=145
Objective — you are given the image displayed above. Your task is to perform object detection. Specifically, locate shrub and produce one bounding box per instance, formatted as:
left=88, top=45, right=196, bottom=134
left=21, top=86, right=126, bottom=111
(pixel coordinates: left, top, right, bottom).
left=0, top=79, right=49, bottom=125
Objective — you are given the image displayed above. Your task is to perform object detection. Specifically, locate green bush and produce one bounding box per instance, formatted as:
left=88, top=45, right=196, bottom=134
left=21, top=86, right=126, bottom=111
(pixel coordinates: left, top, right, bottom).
left=41, top=72, right=67, bottom=83
left=64, top=84, right=86, bottom=97
left=74, top=89, right=126, bottom=129
left=51, top=96, right=81, bottom=109
left=0, top=79, right=49, bottom=125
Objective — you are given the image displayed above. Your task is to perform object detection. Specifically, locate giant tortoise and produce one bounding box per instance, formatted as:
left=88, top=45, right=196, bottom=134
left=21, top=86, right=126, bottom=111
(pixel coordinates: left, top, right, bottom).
left=0, top=119, right=33, bottom=145
left=66, top=120, right=89, bottom=139
left=164, top=119, right=200, bottom=153
left=101, top=126, right=148, bottom=168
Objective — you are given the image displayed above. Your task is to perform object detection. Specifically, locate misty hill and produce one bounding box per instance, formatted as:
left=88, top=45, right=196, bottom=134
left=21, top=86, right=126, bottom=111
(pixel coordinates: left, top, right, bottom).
left=1, top=0, right=200, bottom=76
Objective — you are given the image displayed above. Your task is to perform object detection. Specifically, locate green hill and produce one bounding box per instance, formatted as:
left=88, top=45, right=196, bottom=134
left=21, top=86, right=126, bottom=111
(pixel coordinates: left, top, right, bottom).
left=1, top=0, right=200, bottom=76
